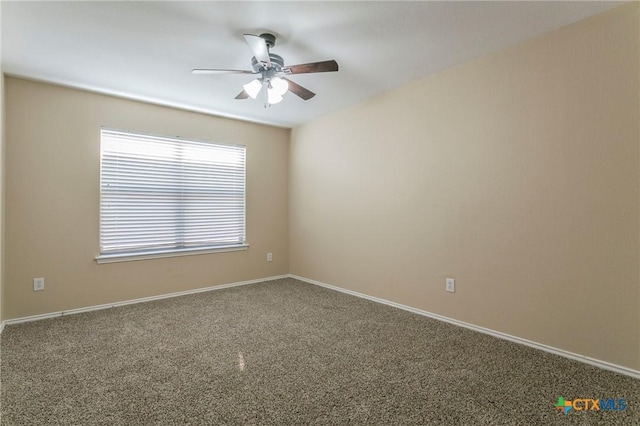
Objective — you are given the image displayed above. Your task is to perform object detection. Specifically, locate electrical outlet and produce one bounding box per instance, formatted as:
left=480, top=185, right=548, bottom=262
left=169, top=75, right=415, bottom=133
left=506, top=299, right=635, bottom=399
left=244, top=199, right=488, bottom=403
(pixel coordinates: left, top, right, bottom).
left=446, top=278, right=455, bottom=293
left=33, top=277, right=45, bottom=292
left=267, top=252, right=273, bottom=262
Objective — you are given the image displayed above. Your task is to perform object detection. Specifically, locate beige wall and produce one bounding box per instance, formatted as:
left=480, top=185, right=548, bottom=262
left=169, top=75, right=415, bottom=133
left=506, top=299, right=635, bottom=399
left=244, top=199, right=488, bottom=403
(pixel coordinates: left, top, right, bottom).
left=5, top=77, right=289, bottom=319
left=290, top=4, right=640, bottom=370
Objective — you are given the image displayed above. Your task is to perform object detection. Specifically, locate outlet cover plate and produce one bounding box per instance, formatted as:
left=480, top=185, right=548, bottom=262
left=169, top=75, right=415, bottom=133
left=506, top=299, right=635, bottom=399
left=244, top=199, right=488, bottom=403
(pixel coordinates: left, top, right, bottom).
left=33, top=277, right=45, bottom=291
left=446, top=278, right=455, bottom=293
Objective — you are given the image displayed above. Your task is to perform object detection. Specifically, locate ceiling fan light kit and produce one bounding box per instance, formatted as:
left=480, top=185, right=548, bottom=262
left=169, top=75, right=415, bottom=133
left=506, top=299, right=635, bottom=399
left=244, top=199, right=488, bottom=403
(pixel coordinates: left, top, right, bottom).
left=193, top=33, right=339, bottom=108
left=267, top=78, right=288, bottom=104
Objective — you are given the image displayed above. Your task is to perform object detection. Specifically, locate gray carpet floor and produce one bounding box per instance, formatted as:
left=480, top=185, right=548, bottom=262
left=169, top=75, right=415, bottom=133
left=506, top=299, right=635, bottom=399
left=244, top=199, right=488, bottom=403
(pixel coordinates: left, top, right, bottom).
left=1, top=278, right=638, bottom=425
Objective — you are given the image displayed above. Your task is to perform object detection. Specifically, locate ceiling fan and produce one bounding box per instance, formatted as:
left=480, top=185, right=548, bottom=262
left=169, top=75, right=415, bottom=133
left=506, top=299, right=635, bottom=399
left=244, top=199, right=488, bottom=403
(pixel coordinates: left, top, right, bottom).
left=193, top=33, right=338, bottom=106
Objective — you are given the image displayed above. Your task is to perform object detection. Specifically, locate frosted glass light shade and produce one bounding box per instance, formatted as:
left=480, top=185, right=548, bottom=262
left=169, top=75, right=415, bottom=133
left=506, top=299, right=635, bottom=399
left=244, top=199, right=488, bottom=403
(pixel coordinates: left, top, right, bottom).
left=243, top=79, right=262, bottom=99
left=267, top=88, right=283, bottom=104
left=270, top=77, right=289, bottom=96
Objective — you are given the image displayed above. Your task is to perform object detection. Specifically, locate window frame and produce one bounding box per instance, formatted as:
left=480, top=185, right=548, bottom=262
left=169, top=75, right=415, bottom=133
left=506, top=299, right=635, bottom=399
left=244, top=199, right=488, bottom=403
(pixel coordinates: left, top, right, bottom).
left=95, top=128, right=248, bottom=264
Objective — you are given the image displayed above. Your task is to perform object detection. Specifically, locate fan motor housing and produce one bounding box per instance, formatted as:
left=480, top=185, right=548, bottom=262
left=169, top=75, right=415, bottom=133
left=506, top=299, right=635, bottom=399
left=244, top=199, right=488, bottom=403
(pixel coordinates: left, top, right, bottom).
left=251, top=54, right=284, bottom=73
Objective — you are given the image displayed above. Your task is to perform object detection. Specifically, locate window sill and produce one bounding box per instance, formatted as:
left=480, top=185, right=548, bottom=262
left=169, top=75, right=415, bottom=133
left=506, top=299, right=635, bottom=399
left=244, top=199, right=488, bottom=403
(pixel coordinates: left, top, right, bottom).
left=95, top=244, right=249, bottom=264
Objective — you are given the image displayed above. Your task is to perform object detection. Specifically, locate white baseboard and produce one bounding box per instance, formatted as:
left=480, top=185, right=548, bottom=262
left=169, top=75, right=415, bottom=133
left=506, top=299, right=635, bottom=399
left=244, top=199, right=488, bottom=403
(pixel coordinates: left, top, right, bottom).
left=289, top=274, right=640, bottom=380
left=0, top=320, right=5, bottom=334
left=3, top=275, right=289, bottom=327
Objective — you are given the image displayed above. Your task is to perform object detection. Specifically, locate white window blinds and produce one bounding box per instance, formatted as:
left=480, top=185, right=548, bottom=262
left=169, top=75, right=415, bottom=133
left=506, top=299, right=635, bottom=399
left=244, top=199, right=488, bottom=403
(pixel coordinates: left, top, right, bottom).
left=99, top=129, right=246, bottom=258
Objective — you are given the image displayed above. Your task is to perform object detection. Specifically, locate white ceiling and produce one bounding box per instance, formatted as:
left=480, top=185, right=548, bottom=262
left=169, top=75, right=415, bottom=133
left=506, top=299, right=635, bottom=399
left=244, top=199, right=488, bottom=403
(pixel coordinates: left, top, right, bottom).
left=1, top=1, right=624, bottom=128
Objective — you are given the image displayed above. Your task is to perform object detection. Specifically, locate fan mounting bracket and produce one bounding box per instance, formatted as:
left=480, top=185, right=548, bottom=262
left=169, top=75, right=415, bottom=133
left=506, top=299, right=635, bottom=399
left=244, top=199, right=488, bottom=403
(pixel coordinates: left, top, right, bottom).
left=259, top=33, right=276, bottom=49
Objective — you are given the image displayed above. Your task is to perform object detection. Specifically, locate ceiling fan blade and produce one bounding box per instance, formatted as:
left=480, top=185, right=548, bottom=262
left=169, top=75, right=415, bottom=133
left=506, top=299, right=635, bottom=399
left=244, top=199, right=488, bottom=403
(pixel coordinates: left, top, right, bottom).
left=283, top=78, right=316, bottom=100
left=192, top=68, right=254, bottom=75
left=283, top=60, right=338, bottom=75
left=243, top=34, right=271, bottom=68
left=235, top=90, right=250, bottom=100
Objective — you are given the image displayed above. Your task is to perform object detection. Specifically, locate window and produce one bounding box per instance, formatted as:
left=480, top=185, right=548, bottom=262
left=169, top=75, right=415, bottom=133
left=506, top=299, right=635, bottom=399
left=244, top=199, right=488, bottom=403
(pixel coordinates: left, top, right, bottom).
left=97, top=129, right=247, bottom=263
